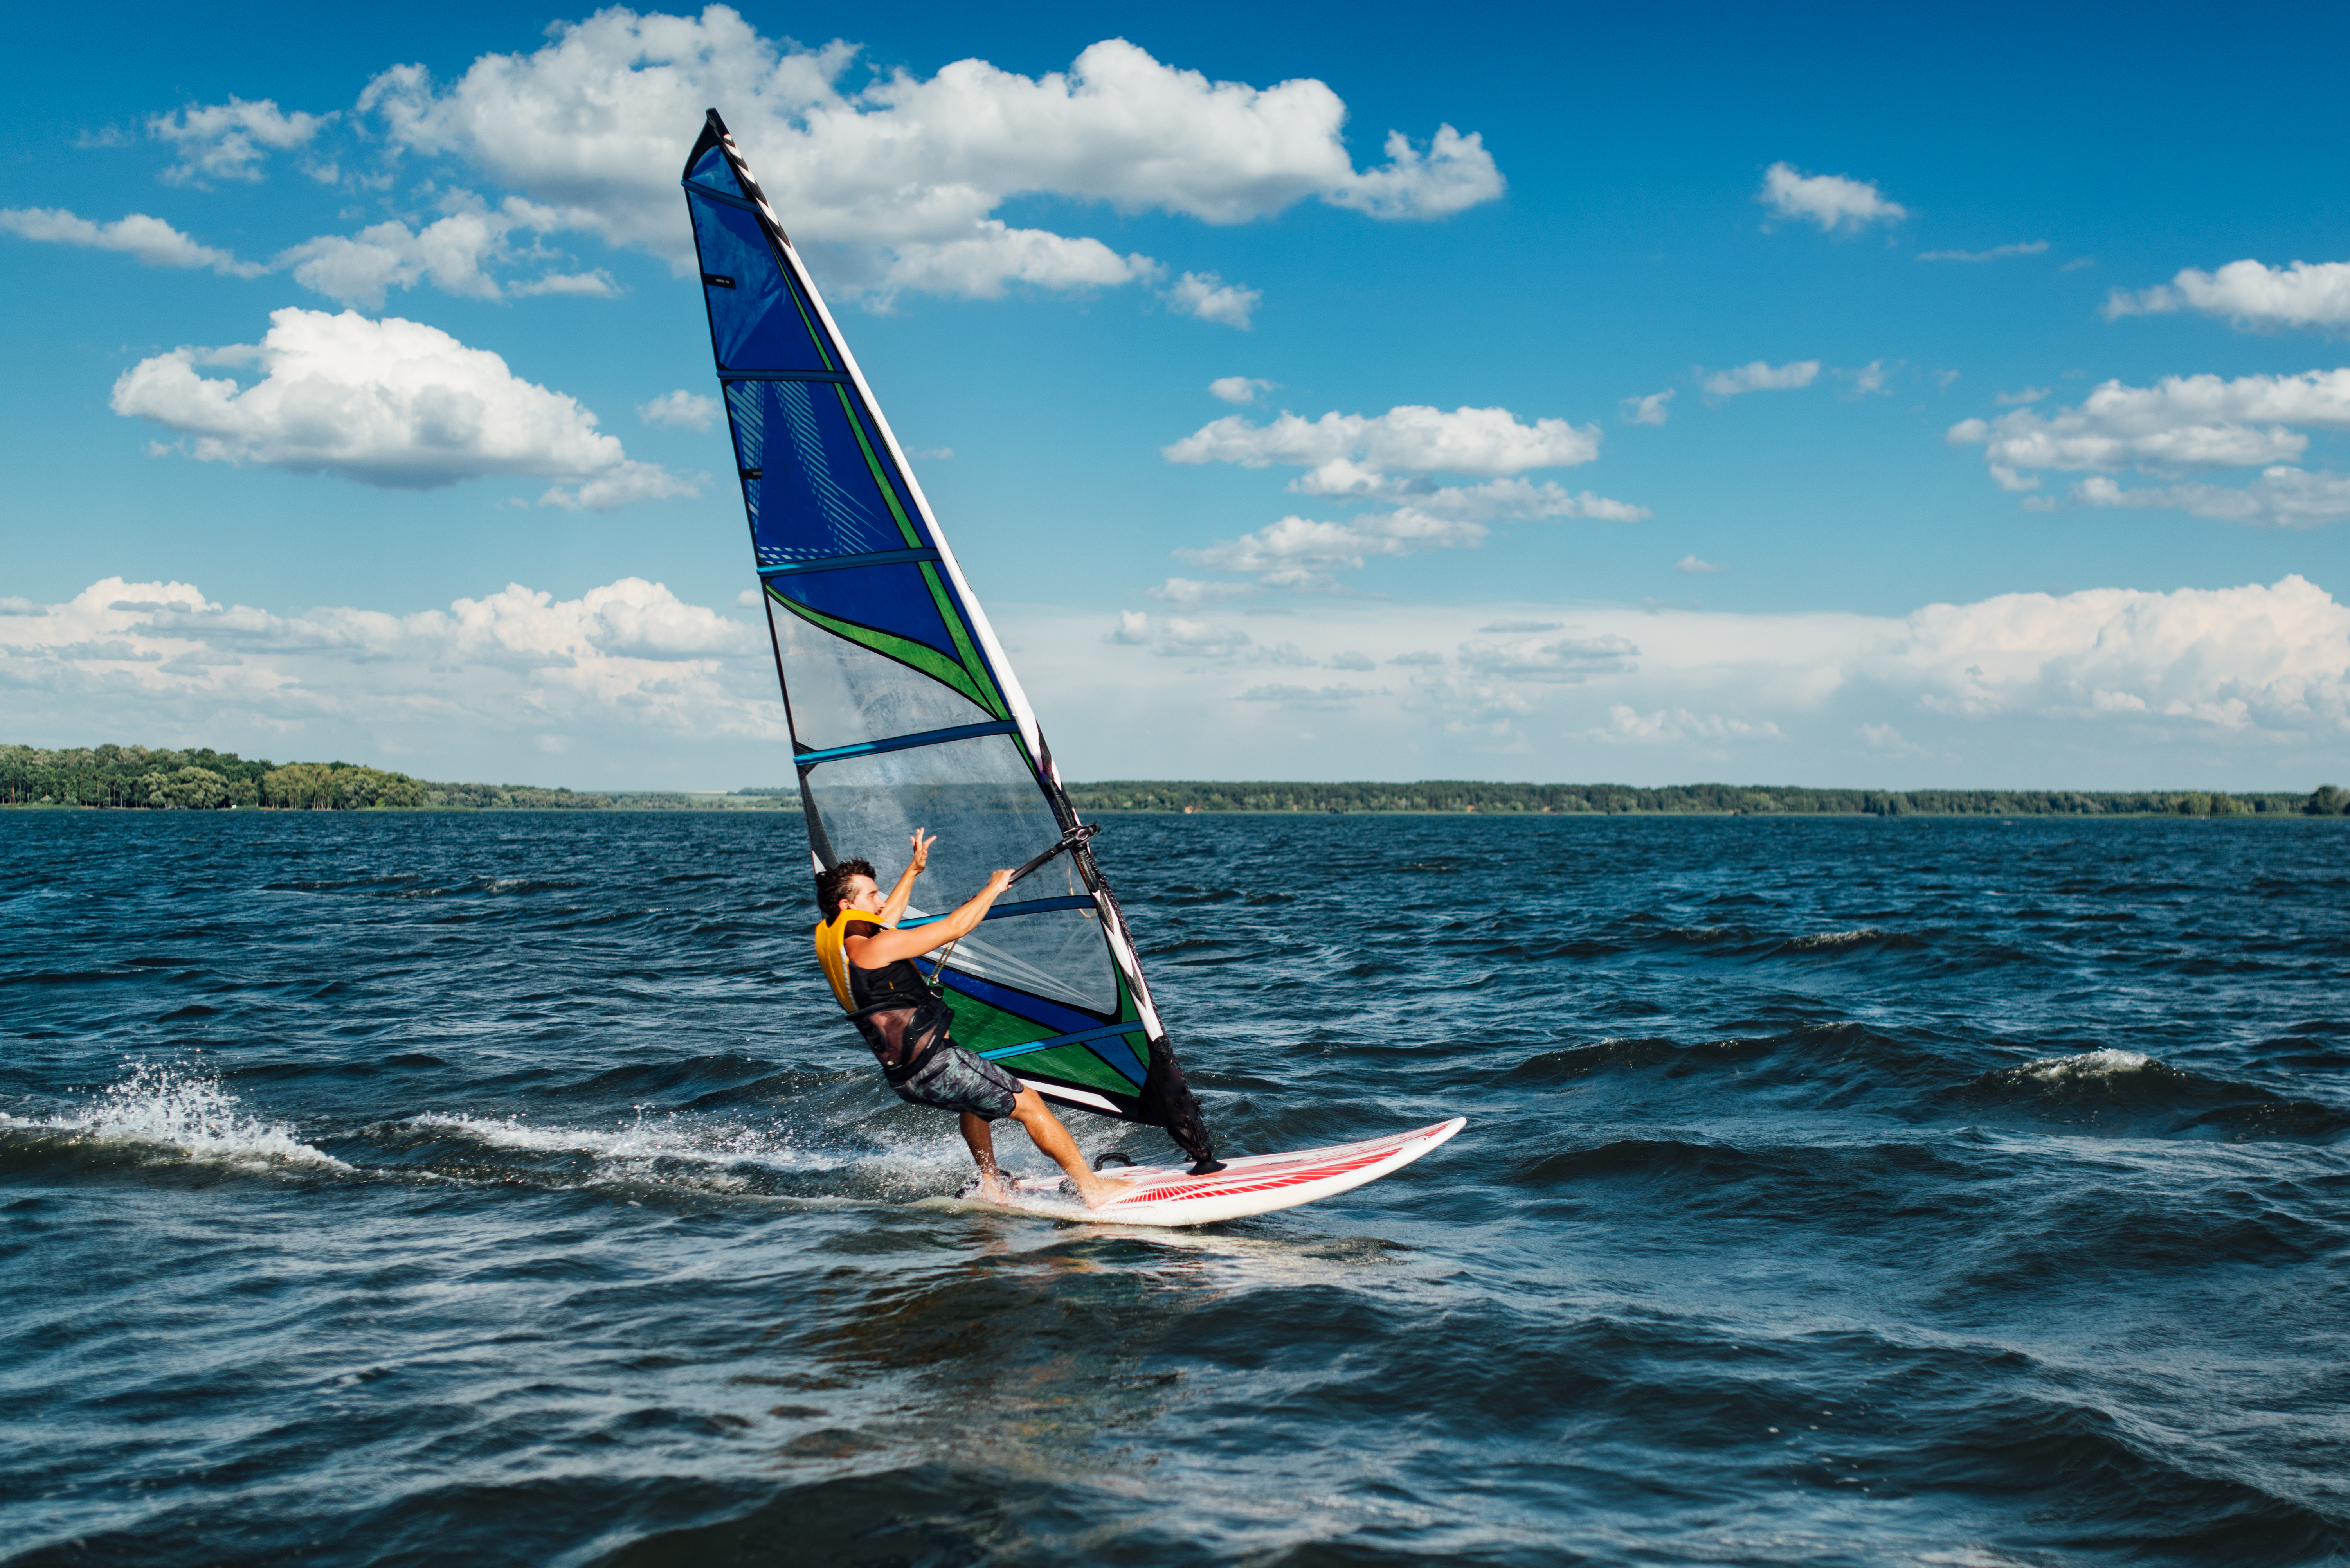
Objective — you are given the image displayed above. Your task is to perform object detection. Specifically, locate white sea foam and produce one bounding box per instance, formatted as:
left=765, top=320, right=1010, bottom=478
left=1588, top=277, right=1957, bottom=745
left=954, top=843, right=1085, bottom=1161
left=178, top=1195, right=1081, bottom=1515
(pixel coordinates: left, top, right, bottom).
left=404, top=1109, right=847, bottom=1178
left=2021, top=1048, right=2156, bottom=1081
left=1781, top=928, right=1893, bottom=952
left=3, top=1059, right=349, bottom=1169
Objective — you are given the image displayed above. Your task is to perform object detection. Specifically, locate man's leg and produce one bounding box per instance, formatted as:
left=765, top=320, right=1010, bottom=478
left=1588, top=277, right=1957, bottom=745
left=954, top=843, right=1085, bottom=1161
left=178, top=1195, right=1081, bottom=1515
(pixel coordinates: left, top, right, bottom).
left=1006, top=1088, right=1116, bottom=1208
left=959, top=1110, right=1008, bottom=1202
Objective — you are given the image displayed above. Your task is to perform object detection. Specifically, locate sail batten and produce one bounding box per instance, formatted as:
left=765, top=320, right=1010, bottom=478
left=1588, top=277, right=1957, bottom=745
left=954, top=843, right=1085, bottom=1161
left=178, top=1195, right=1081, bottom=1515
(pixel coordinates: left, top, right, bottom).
left=681, top=109, right=1216, bottom=1165
left=794, top=720, right=1022, bottom=767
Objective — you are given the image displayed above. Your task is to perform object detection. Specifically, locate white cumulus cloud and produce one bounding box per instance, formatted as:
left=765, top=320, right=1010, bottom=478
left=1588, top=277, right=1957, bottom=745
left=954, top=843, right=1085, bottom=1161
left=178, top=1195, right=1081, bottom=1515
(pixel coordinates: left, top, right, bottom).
left=2074, top=469, right=2350, bottom=529
left=357, top=16, right=1502, bottom=304
left=1147, top=577, right=1259, bottom=606
left=0, top=200, right=614, bottom=307
left=1167, top=271, right=1259, bottom=328
left=149, top=96, right=332, bottom=184
left=0, top=576, right=780, bottom=764
left=1583, top=705, right=1781, bottom=744
left=1621, top=390, right=1674, bottom=425
left=872, top=221, right=1156, bottom=298
left=1842, top=360, right=1891, bottom=397
left=1161, top=400, right=1637, bottom=588
left=275, top=194, right=615, bottom=309
left=637, top=389, right=721, bottom=430
left=1178, top=511, right=1489, bottom=584
left=1881, top=575, right=2350, bottom=732
left=109, top=307, right=695, bottom=506
left=1703, top=360, right=1821, bottom=397
left=1101, top=611, right=1257, bottom=659
left=1948, top=369, right=2350, bottom=523
left=1236, top=682, right=1373, bottom=709
left=1209, top=376, right=1275, bottom=405
left=2105, top=258, right=2350, bottom=331
left=1459, top=631, right=1639, bottom=683
left=1165, top=403, right=1601, bottom=477
left=1037, top=575, right=2350, bottom=777
left=0, top=207, right=268, bottom=277
left=1758, top=162, right=1906, bottom=232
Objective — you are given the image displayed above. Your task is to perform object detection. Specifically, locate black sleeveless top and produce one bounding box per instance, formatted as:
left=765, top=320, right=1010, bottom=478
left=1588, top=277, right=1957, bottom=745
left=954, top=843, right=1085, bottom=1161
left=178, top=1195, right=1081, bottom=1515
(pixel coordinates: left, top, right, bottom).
left=843, top=924, right=951, bottom=1078
left=845, top=930, right=931, bottom=1014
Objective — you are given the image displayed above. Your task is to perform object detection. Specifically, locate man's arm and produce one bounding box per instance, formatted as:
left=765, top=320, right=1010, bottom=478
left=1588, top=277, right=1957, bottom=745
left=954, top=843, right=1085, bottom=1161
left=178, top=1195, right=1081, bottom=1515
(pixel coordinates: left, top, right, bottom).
left=848, top=869, right=1015, bottom=968
left=877, top=829, right=935, bottom=927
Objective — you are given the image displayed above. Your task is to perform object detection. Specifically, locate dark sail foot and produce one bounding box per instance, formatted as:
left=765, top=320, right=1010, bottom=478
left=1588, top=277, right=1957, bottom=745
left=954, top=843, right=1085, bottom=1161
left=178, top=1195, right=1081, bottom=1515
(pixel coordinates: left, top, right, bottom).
left=1141, top=1035, right=1224, bottom=1173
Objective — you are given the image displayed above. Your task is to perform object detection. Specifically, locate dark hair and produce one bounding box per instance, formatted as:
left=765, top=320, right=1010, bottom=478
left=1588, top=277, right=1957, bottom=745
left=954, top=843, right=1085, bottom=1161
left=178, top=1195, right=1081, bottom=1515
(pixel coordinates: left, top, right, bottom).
left=814, top=857, right=877, bottom=919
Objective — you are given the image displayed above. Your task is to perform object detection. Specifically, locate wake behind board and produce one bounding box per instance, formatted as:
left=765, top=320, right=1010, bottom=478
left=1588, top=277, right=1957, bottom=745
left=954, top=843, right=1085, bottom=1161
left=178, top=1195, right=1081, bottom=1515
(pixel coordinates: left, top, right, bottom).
left=967, top=1118, right=1466, bottom=1228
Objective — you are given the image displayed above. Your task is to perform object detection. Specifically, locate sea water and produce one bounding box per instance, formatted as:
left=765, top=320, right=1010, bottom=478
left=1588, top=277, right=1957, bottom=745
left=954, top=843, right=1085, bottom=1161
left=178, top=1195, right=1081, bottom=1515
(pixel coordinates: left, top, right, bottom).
left=2, top=809, right=2346, bottom=1566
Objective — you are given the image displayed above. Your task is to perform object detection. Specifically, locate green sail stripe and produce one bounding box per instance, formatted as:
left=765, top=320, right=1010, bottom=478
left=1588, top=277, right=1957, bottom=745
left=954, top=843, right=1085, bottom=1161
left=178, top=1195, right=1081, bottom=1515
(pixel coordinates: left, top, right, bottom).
left=936, top=987, right=1146, bottom=1096
left=832, top=382, right=923, bottom=549
left=821, top=381, right=1010, bottom=722
left=1005, top=1043, right=1146, bottom=1097
left=769, top=589, right=996, bottom=715
left=782, top=278, right=836, bottom=373
left=916, top=563, right=1009, bottom=722
left=935, top=988, right=1056, bottom=1055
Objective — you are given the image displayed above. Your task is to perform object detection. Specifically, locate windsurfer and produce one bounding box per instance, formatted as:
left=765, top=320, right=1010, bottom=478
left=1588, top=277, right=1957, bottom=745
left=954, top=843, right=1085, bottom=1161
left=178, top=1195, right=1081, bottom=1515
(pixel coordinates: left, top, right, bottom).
left=814, top=831, right=1116, bottom=1208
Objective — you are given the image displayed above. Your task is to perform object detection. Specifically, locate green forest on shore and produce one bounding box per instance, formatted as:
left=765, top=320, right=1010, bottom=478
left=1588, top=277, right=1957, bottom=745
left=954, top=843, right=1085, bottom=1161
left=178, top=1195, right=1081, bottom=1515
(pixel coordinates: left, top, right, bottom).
left=7, top=743, right=2350, bottom=817
left=0, top=745, right=787, bottom=813
left=1066, top=780, right=2349, bottom=817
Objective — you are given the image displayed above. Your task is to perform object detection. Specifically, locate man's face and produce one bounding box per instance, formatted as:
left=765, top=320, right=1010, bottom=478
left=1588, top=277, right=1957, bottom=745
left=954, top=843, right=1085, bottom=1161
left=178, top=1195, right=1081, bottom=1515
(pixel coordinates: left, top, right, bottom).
left=844, top=874, right=885, bottom=912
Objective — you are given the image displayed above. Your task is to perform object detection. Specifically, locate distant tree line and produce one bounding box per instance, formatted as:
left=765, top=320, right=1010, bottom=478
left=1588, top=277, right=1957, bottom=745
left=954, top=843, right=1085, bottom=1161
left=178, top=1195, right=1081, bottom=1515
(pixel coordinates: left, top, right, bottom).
left=0, top=745, right=796, bottom=812
left=1064, top=780, right=2350, bottom=818
left=13, top=746, right=2344, bottom=818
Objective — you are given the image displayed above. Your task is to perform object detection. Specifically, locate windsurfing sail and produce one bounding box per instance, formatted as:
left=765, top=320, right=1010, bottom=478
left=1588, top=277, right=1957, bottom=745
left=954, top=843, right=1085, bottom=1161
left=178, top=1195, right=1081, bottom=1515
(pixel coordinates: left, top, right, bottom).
left=680, top=109, right=1219, bottom=1169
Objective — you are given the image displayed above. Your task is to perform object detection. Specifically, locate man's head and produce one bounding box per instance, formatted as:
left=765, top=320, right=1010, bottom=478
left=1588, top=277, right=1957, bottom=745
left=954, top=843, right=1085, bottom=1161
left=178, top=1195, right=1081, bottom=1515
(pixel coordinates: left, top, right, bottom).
left=815, top=857, right=879, bottom=919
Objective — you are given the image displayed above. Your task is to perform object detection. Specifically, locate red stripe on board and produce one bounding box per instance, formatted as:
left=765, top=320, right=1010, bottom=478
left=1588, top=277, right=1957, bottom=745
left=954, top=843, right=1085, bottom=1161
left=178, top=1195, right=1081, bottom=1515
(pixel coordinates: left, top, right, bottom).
left=1101, top=1145, right=1399, bottom=1208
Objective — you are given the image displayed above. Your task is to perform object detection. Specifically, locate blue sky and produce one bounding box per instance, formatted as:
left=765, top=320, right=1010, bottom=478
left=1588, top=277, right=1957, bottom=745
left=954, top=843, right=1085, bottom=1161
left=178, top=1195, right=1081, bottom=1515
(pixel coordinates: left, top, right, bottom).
left=5, top=0, right=2349, bottom=789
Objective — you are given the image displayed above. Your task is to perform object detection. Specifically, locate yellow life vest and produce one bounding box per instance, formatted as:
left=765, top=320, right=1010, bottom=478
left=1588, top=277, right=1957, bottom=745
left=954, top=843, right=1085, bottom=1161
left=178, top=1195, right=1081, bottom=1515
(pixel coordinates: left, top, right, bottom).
left=812, top=906, right=890, bottom=1011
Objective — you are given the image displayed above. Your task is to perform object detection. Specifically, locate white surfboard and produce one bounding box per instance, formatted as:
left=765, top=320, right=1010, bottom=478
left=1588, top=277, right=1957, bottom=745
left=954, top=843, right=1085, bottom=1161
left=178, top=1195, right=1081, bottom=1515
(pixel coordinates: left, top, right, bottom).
left=969, top=1117, right=1466, bottom=1228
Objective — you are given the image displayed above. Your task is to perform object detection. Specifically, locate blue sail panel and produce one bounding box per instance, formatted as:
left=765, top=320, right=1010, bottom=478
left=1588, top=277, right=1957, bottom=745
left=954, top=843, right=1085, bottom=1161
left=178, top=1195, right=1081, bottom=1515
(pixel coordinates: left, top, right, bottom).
left=728, top=379, right=927, bottom=563
left=684, top=141, right=743, bottom=197
left=688, top=194, right=832, bottom=374
left=769, top=563, right=962, bottom=665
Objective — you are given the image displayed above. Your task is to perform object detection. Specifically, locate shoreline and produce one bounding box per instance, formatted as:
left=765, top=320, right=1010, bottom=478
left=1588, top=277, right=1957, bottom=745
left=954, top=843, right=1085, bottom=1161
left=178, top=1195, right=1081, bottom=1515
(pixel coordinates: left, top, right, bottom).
left=5, top=802, right=2343, bottom=822
left=7, top=746, right=2344, bottom=818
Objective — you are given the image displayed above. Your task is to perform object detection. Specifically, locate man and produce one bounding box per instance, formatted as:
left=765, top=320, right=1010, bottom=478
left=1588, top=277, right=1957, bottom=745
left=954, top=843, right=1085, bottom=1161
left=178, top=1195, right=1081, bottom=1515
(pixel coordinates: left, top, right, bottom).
left=813, top=829, right=1115, bottom=1208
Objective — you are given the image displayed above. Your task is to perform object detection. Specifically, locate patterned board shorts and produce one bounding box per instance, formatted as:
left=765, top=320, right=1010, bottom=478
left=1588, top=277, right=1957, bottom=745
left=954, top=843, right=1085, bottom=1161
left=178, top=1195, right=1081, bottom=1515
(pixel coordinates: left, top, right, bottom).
left=889, top=1040, right=1021, bottom=1121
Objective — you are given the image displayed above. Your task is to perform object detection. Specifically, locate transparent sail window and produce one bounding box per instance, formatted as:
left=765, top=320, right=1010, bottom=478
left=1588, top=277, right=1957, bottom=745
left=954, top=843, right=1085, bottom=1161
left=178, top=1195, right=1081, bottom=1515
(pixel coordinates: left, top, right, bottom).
left=803, top=732, right=1078, bottom=927
left=944, top=906, right=1116, bottom=1016
left=771, top=596, right=996, bottom=752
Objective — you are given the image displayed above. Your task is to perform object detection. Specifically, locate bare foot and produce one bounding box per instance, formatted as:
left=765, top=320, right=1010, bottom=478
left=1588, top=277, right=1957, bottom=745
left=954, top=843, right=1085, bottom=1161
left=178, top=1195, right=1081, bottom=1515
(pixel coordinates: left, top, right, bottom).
left=1073, top=1173, right=1120, bottom=1209
left=972, top=1174, right=1012, bottom=1206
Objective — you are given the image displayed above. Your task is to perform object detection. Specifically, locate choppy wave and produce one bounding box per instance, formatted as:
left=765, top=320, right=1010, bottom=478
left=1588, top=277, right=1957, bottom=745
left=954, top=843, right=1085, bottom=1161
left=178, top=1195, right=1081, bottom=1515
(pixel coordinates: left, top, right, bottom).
left=1945, top=1048, right=2350, bottom=1141
left=1776, top=926, right=1917, bottom=954
left=0, top=1059, right=348, bottom=1171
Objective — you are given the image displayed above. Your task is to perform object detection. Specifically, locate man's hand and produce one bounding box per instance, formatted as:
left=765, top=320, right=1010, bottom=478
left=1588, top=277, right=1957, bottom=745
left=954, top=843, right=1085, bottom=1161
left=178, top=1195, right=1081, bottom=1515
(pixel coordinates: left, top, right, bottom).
left=907, top=828, right=935, bottom=875
left=857, top=863, right=1021, bottom=968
